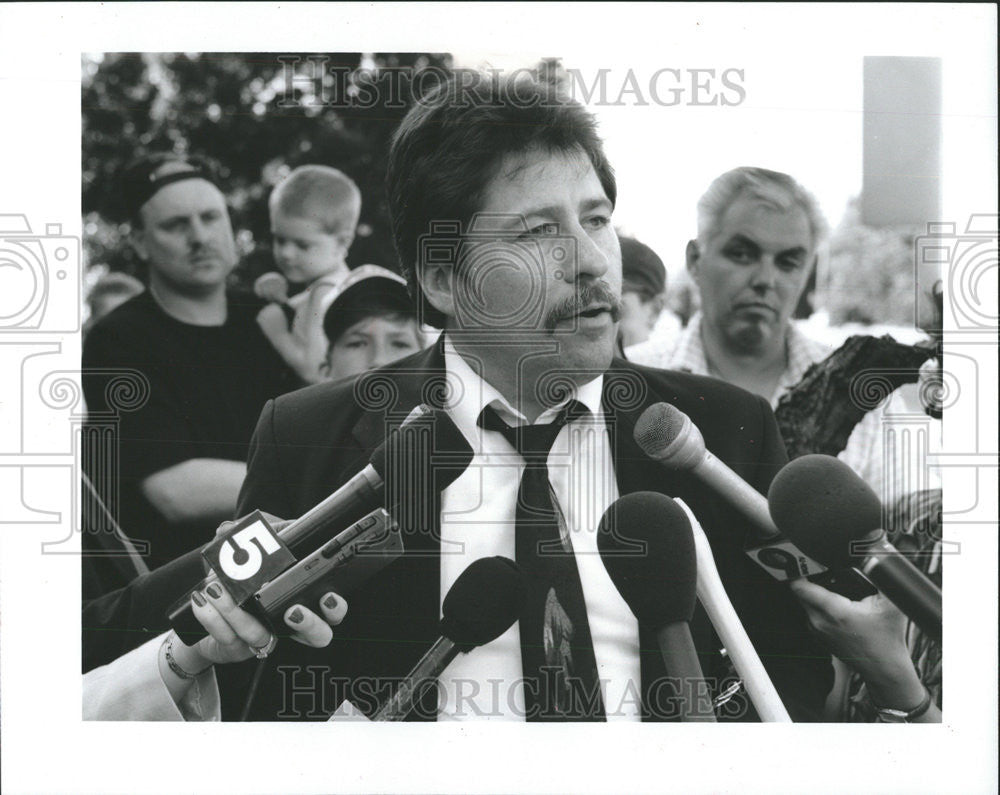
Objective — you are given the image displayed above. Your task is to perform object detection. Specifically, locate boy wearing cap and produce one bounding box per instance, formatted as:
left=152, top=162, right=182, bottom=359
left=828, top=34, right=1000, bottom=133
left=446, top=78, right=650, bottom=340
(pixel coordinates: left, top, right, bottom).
left=255, top=165, right=363, bottom=384
left=319, top=264, right=425, bottom=381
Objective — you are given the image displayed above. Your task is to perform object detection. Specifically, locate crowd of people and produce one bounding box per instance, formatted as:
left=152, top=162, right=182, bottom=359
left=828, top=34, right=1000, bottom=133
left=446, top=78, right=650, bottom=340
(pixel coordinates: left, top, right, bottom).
left=81, top=70, right=942, bottom=724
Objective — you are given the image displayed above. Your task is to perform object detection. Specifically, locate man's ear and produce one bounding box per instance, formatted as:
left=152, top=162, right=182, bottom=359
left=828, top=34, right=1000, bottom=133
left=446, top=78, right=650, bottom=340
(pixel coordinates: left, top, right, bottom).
left=129, top=226, right=149, bottom=262
left=417, top=261, right=456, bottom=319
left=685, top=239, right=700, bottom=277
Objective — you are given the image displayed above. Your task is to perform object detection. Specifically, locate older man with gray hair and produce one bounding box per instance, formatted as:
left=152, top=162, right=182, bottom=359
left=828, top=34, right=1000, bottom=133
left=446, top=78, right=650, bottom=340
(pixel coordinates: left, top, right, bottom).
left=628, top=167, right=830, bottom=403
left=626, top=167, right=897, bottom=493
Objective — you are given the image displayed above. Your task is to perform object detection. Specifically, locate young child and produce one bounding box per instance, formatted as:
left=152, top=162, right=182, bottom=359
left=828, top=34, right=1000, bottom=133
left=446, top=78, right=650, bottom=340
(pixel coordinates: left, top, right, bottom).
left=255, top=164, right=362, bottom=383
left=319, top=264, right=425, bottom=381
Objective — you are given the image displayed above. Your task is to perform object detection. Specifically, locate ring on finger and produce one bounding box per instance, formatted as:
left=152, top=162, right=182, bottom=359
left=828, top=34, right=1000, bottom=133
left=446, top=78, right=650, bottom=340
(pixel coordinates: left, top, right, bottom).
left=248, top=633, right=277, bottom=659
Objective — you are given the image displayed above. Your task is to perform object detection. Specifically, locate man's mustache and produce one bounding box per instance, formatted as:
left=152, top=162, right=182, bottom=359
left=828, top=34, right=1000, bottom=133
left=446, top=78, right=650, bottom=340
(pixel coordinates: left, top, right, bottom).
left=544, top=281, right=622, bottom=331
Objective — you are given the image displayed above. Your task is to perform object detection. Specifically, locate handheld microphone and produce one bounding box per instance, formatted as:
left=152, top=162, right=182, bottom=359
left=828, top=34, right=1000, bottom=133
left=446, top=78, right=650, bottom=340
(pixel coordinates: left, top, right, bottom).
left=633, top=403, right=876, bottom=600
left=634, top=402, right=780, bottom=537
left=254, top=271, right=290, bottom=305
left=597, top=493, right=715, bottom=721
left=768, top=454, right=942, bottom=644
left=371, top=556, right=526, bottom=721
left=168, top=405, right=474, bottom=640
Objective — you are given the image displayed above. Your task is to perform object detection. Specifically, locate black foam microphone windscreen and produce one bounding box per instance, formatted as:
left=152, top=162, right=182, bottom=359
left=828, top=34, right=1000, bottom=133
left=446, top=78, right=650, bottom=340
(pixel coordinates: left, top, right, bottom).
left=767, top=454, right=883, bottom=569
left=440, top=556, right=527, bottom=651
left=597, top=492, right=697, bottom=626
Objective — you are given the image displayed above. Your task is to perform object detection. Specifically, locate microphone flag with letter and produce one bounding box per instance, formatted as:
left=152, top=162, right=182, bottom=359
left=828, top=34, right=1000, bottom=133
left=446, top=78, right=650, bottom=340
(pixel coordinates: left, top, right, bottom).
left=168, top=404, right=474, bottom=641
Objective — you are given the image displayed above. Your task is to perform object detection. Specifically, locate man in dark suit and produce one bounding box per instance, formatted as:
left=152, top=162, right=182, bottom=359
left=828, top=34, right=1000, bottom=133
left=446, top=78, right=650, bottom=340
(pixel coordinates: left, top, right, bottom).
left=212, top=71, right=831, bottom=722
left=84, top=71, right=831, bottom=722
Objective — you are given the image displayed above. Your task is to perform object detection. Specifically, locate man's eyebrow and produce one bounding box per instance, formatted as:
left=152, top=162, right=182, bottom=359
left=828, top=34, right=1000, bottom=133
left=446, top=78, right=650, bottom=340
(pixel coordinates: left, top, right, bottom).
left=516, top=196, right=613, bottom=220
left=579, top=196, right=613, bottom=212
left=156, top=212, right=192, bottom=226
left=723, top=233, right=761, bottom=249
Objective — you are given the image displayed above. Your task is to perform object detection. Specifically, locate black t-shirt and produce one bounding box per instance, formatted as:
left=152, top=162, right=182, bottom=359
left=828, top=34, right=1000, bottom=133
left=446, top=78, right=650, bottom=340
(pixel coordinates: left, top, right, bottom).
left=82, top=289, right=301, bottom=576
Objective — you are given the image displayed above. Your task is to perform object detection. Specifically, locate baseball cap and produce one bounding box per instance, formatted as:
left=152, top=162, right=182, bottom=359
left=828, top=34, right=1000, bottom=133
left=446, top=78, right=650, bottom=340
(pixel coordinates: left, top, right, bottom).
left=322, top=264, right=414, bottom=345
left=619, top=236, right=666, bottom=298
left=119, top=153, right=222, bottom=221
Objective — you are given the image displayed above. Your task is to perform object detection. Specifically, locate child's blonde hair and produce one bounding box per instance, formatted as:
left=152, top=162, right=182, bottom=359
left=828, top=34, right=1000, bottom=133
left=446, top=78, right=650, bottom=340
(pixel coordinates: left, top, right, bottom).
left=269, top=164, right=361, bottom=238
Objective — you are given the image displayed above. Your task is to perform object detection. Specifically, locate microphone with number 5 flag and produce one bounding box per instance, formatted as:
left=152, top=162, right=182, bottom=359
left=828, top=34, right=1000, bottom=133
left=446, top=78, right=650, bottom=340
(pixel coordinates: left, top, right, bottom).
left=168, top=405, right=474, bottom=641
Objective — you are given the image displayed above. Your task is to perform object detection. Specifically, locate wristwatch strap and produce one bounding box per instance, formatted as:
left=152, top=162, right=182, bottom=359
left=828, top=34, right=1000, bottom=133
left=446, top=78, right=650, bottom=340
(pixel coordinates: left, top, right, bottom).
left=874, top=688, right=933, bottom=723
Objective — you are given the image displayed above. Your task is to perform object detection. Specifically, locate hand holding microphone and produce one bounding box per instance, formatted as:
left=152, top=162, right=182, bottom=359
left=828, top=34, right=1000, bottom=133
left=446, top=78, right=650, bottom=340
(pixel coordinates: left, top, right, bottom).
left=168, top=405, right=475, bottom=642
left=159, top=581, right=348, bottom=709
left=788, top=579, right=939, bottom=722
left=768, top=454, right=942, bottom=644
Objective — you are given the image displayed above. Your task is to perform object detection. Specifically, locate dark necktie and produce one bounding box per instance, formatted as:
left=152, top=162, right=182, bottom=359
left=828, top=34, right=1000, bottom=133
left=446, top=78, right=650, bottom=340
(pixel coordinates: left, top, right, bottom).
left=479, top=402, right=606, bottom=721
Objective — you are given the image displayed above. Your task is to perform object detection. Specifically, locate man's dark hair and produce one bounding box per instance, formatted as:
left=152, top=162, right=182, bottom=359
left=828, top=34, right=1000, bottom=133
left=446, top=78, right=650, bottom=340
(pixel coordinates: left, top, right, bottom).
left=386, top=71, right=617, bottom=328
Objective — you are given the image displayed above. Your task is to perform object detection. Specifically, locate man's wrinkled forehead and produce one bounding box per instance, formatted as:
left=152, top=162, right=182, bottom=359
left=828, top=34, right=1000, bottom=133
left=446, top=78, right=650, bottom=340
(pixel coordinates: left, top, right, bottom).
left=714, top=196, right=813, bottom=252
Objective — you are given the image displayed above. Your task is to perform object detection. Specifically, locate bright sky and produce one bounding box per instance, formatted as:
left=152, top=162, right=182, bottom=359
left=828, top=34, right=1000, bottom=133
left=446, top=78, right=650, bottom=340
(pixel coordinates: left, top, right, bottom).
left=453, top=6, right=997, bottom=276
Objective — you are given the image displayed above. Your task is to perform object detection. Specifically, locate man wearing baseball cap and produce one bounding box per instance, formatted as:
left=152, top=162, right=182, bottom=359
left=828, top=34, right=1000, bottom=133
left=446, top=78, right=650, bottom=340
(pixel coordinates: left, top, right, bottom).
left=82, top=153, right=299, bottom=585
left=616, top=235, right=675, bottom=352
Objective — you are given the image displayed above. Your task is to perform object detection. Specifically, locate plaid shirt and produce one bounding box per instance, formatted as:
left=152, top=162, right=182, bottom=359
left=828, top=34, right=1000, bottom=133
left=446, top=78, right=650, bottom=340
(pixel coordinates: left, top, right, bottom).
left=627, top=311, right=830, bottom=409
left=625, top=313, right=941, bottom=503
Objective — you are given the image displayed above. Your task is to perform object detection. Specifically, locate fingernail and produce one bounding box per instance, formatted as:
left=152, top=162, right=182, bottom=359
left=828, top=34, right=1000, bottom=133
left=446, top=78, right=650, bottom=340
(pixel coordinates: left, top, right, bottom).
left=288, top=607, right=304, bottom=624
left=323, top=594, right=338, bottom=610
left=206, top=583, right=222, bottom=600
left=192, top=591, right=206, bottom=607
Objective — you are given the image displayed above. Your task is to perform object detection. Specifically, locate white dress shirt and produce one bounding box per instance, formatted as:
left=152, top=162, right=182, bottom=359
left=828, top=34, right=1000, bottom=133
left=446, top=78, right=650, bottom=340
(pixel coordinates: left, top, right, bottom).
left=437, top=338, right=641, bottom=720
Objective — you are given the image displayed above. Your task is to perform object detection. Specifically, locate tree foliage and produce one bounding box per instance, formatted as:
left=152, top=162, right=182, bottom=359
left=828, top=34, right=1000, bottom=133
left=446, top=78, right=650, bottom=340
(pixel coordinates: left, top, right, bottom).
left=82, top=52, right=453, bottom=288
left=820, top=197, right=920, bottom=326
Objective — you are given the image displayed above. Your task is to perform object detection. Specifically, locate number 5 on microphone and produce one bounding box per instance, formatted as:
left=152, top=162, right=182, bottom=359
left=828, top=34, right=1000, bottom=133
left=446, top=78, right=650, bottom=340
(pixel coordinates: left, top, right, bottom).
left=202, top=510, right=297, bottom=604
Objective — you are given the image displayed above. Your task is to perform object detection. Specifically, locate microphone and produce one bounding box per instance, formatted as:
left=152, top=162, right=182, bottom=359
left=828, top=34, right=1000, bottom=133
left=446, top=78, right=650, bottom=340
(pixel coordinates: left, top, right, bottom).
left=634, top=402, right=782, bottom=537
left=634, top=402, right=835, bottom=583
left=254, top=271, right=290, bottom=305
left=768, top=454, right=942, bottom=644
left=597, top=493, right=715, bottom=721
left=168, top=405, right=474, bottom=639
left=370, top=556, right=526, bottom=721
